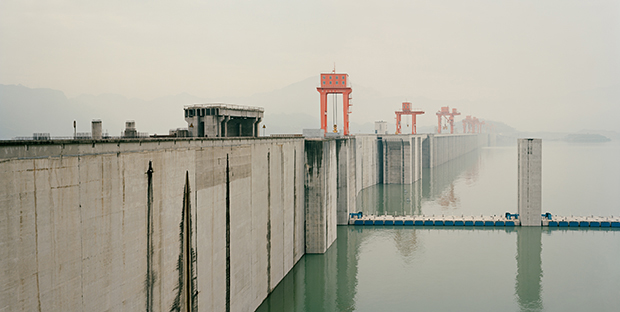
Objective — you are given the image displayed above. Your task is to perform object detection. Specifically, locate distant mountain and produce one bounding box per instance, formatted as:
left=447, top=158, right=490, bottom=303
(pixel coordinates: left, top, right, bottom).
left=576, top=129, right=620, bottom=141
left=0, top=84, right=201, bottom=139
left=563, top=133, right=611, bottom=142
left=1, top=81, right=521, bottom=139
left=0, top=84, right=76, bottom=138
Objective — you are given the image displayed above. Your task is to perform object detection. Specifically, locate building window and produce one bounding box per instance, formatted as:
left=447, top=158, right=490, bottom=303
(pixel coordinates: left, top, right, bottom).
left=185, top=110, right=188, bottom=118
left=330, top=81, right=332, bottom=84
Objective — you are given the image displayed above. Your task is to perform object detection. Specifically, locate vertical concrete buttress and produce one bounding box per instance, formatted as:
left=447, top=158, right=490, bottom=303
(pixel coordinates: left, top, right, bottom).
left=518, top=138, right=542, bottom=226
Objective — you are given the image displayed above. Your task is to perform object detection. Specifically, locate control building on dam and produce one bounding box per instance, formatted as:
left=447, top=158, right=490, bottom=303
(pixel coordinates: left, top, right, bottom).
left=0, top=132, right=492, bottom=311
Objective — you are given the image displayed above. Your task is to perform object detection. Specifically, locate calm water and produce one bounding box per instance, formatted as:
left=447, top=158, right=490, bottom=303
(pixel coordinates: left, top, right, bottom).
left=257, top=141, right=620, bottom=312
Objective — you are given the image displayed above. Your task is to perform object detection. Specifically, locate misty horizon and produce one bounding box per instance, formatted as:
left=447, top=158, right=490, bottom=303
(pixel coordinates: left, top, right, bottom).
left=1, top=1, right=619, bottom=137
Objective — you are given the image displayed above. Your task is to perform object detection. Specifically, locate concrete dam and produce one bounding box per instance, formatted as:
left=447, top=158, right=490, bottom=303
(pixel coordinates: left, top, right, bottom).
left=0, top=133, right=490, bottom=311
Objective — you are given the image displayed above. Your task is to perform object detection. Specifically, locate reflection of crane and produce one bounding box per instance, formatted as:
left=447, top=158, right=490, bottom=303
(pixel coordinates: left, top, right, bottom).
left=436, top=106, right=460, bottom=134
left=393, top=229, right=419, bottom=263
left=437, top=183, right=459, bottom=208
left=395, top=102, right=425, bottom=134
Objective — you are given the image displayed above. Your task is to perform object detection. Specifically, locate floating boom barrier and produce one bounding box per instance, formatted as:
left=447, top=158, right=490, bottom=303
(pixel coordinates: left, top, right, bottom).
left=349, top=212, right=620, bottom=228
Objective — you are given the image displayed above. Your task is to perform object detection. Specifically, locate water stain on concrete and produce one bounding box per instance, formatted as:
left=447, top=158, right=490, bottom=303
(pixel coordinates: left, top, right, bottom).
left=170, top=171, right=197, bottom=312
left=145, top=161, right=155, bottom=312
left=226, top=155, right=231, bottom=312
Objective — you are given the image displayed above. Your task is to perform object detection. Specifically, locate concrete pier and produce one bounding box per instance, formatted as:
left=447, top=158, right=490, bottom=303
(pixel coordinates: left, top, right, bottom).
left=304, top=139, right=338, bottom=254
left=518, top=139, right=542, bottom=226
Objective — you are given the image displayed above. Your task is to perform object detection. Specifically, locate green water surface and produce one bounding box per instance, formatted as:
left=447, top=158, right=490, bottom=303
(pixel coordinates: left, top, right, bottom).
left=257, top=141, right=620, bottom=312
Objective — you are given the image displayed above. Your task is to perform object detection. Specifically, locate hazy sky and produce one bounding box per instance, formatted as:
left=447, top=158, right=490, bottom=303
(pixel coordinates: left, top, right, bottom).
left=1, top=0, right=619, bottom=131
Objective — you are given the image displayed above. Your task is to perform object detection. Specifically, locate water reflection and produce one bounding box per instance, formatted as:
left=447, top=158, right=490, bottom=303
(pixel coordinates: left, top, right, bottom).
left=423, top=149, right=480, bottom=202
left=392, top=228, right=420, bottom=264
left=256, top=226, right=620, bottom=312
left=257, top=142, right=620, bottom=311
left=357, top=183, right=423, bottom=216
left=516, top=227, right=543, bottom=312
left=256, top=227, right=366, bottom=312
left=357, top=150, right=481, bottom=216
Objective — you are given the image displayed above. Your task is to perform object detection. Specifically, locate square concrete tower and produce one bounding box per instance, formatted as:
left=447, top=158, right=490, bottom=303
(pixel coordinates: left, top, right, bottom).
left=518, top=138, right=542, bottom=226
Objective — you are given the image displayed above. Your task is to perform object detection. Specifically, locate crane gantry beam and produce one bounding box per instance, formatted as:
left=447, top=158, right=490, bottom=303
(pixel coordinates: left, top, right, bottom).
left=395, top=102, right=425, bottom=134
left=436, top=106, right=461, bottom=134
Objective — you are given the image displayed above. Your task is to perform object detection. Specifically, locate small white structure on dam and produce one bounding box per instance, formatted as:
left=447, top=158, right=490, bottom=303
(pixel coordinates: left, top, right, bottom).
left=374, top=121, right=388, bottom=134
left=91, top=119, right=102, bottom=139
left=518, top=138, right=542, bottom=226
left=184, top=103, right=264, bottom=138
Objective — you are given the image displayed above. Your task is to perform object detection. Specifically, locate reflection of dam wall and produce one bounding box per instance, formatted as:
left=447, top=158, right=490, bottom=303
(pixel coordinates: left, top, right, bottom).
left=516, top=228, right=543, bottom=311
left=256, top=226, right=364, bottom=312
left=422, top=149, right=480, bottom=200
left=305, top=134, right=489, bottom=228
left=356, top=183, right=423, bottom=217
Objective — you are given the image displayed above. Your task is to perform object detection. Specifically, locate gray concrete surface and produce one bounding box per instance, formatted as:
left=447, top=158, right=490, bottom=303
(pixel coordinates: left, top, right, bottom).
left=0, top=137, right=304, bottom=312
left=304, top=139, right=338, bottom=254
left=0, top=133, right=488, bottom=311
left=427, top=134, right=488, bottom=168
left=184, top=104, right=264, bottom=138
left=518, top=138, right=542, bottom=226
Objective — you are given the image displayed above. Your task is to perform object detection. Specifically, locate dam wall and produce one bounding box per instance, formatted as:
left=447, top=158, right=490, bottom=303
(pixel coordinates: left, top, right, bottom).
left=0, top=133, right=488, bottom=311
left=304, top=139, right=338, bottom=254
left=427, top=134, right=488, bottom=168
left=0, top=137, right=305, bottom=312
left=381, top=135, right=425, bottom=184
left=304, top=135, right=383, bottom=237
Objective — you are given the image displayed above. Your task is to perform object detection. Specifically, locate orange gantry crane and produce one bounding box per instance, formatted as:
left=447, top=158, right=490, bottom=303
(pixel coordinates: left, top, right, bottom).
left=463, top=115, right=473, bottom=133
left=395, top=102, right=425, bottom=134
left=317, top=72, right=352, bottom=136
left=436, top=106, right=460, bottom=134
left=463, top=115, right=487, bottom=133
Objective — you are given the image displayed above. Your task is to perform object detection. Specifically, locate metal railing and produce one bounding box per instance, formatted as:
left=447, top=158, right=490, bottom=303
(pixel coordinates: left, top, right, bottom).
left=12, top=131, right=150, bottom=141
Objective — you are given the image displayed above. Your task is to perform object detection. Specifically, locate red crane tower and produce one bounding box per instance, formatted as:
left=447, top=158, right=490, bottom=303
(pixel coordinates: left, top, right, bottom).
left=463, top=115, right=488, bottom=133
left=463, top=115, right=473, bottom=133
left=436, top=106, right=461, bottom=134
left=395, top=102, right=425, bottom=134
left=317, top=72, right=353, bottom=136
